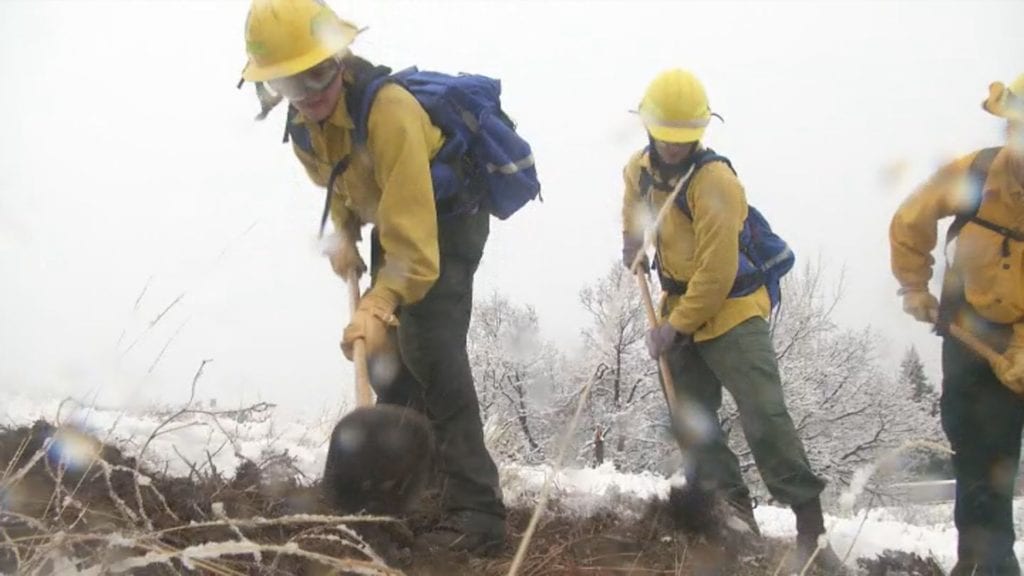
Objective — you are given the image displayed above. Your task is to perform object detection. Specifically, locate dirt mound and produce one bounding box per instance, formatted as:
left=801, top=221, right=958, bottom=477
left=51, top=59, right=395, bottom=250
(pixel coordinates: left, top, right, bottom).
left=857, top=550, right=946, bottom=575
left=0, top=421, right=392, bottom=575
left=0, top=422, right=946, bottom=575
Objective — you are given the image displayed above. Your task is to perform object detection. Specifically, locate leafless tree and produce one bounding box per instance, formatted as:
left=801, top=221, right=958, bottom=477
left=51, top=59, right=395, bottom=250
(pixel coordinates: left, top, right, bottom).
left=575, top=264, right=674, bottom=473
left=469, top=292, right=563, bottom=463
left=718, top=261, right=944, bottom=503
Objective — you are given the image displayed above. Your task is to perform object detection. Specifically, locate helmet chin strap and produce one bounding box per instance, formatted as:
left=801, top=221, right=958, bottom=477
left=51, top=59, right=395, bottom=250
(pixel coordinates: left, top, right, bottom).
left=254, top=82, right=285, bottom=120
left=648, top=136, right=699, bottom=180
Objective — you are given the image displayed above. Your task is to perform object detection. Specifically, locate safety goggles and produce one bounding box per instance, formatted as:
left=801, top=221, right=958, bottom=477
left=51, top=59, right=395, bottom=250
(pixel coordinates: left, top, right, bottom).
left=266, top=58, right=342, bottom=102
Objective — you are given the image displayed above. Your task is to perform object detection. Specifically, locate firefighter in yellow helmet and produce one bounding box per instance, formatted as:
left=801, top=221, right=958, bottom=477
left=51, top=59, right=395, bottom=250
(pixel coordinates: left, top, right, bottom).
left=622, top=69, right=847, bottom=573
left=890, top=74, right=1024, bottom=575
left=242, top=0, right=506, bottom=554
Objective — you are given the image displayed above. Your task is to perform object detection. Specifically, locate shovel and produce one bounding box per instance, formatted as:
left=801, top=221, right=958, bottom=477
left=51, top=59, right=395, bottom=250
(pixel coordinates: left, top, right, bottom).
left=322, top=271, right=435, bottom=514
left=630, top=165, right=694, bottom=415
left=631, top=167, right=722, bottom=524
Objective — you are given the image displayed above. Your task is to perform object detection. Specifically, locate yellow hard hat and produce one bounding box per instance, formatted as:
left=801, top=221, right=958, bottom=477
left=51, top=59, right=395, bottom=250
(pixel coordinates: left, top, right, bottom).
left=242, top=0, right=359, bottom=82
left=637, top=69, right=712, bottom=143
left=982, top=73, right=1024, bottom=123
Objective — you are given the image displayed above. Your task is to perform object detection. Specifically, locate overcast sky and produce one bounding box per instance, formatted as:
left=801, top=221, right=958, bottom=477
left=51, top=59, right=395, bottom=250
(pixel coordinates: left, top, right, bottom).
left=1, top=0, right=1021, bottom=420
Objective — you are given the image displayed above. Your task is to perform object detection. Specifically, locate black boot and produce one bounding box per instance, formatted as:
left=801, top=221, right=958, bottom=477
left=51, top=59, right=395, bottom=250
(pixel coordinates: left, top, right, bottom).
left=668, top=482, right=763, bottom=561
left=950, top=558, right=1023, bottom=576
left=723, top=492, right=761, bottom=537
left=786, top=497, right=848, bottom=575
left=953, top=526, right=1023, bottom=576
left=415, top=510, right=506, bottom=556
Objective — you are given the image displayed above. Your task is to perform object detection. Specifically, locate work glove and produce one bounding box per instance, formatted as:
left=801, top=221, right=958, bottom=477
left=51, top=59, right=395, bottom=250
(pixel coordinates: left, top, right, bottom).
left=645, top=322, right=688, bottom=359
left=901, top=290, right=939, bottom=323
left=993, top=346, right=1024, bottom=396
left=341, top=292, right=399, bottom=362
left=324, top=233, right=367, bottom=280
left=623, top=233, right=649, bottom=273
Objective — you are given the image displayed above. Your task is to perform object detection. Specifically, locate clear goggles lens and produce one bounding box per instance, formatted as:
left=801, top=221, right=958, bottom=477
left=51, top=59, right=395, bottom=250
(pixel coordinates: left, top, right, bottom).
left=267, top=59, right=341, bottom=101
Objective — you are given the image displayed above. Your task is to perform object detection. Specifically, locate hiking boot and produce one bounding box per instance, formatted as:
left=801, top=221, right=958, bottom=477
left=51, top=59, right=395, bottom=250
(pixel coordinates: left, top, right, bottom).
left=785, top=496, right=849, bottom=575
left=415, top=511, right=506, bottom=556
left=950, top=559, right=1022, bottom=576
left=722, top=493, right=761, bottom=537
left=668, top=483, right=763, bottom=560
left=669, top=483, right=763, bottom=539
left=783, top=534, right=849, bottom=575
left=949, top=561, right=974, bottom=576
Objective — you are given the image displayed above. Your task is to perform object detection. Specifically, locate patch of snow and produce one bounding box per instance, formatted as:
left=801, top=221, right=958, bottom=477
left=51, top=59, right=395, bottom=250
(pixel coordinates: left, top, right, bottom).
left=755, top=503, right=1024, bottom=572
left=500, top=461, right=668, bottom=518
left=1, top=393, right=332, bottom=481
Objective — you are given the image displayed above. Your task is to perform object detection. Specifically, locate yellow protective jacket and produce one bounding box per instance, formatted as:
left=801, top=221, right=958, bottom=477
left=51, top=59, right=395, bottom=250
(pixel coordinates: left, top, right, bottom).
left=622, top=149, right=771, bottom=342
left=891, top=147, right=1024, bottom=348
left=291, top=67, right=445, bottom=307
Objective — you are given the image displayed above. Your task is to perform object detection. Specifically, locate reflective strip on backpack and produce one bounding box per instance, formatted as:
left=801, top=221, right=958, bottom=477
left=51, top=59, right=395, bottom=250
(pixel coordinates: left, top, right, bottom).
left=761, top=246, right=794, bottom=270
left=460, top=109, right=480, bottom=132
left=486, top=154, right=535, bottom=175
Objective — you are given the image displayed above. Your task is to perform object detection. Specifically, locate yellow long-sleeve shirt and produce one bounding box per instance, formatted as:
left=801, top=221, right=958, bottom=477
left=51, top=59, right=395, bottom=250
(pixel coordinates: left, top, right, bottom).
left=622, top=149, right=771, bottom=342
left=291, top=70, right=445, bottom=307
left=890, top=147, right=1024, bottom=348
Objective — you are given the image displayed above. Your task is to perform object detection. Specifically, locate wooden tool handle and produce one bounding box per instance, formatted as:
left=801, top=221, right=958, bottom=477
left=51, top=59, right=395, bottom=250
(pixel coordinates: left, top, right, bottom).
left=347, top=271, right=374, bottom=408
left=947, top=322, right=1005, bottom=367
left=628, top=165, right=696, bottom=410
left=629, top=166, right=695, bottom=416
left=635, top=271, right=677, bottom=413
left=930, top=312, right=1022, bottom=396
left=629, top=164, right=692, bottom=275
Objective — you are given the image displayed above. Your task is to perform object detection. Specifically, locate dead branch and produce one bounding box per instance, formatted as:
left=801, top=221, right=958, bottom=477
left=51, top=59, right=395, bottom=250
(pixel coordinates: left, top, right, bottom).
left=135, top=359, right=211, bottom=475
left=106, top=540, right=402, bottom=575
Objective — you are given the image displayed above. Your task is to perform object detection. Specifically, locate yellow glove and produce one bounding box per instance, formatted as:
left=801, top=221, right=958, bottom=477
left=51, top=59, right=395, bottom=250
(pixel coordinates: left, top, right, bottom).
left=993, top=347, right=1024, bottom=396
left=341, top=292, right=399, bottom=362
left=324, top=233, right=367, bottom=280
left=901, top=290, right=939, bottom=323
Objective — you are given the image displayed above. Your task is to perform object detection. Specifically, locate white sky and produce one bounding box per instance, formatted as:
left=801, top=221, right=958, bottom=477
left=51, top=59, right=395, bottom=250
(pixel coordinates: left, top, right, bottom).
left=1, top=0, right=1021, bottom=418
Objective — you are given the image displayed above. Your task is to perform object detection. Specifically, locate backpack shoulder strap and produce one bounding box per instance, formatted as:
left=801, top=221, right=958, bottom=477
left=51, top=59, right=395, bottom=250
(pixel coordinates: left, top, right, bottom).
left=341, top=57, right=394, bottom=145
left=936, top=146, right=1002, bottom=335
left=636, top=147, right=655, bottom=199
left=674, top=148, right=736, bottom=220
left=638, top=168, right=654, bottom=198
left=282, top=104, right=317, bottom=155
left=282, top=105, right=295, bottom=143
left=638, top=153, right=658, bottom=203
left=945, top=146, right=1002, bottom=244
left=319, top=156, right=351, bottom=238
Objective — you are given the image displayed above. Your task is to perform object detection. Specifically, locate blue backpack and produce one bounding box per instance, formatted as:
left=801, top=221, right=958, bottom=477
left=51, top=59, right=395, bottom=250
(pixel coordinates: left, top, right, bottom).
left=639, top=149, right=794, bottom=308
left=285, top=59, right=541, bottom=234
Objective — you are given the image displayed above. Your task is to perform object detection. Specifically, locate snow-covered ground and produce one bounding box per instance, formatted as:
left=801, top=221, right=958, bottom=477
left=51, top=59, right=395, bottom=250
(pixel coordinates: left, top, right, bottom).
left=501, top=461, right=988, bottom=571
left=1, top=393, right=338, bottom=482
left=4, top=394, right=1022, bottom=572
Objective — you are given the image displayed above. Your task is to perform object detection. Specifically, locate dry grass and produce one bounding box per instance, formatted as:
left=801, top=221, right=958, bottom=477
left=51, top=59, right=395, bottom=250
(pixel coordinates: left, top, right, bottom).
left=0, top=420, right=945, bottom=575
left=0, top=420, right=400, bottom=575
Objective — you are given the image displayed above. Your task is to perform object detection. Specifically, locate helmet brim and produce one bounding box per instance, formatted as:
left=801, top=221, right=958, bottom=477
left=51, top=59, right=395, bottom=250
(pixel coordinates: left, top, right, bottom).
left=242, top=21, right=358, bottom=82
left=982, top=81, right=1024, bottom=123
